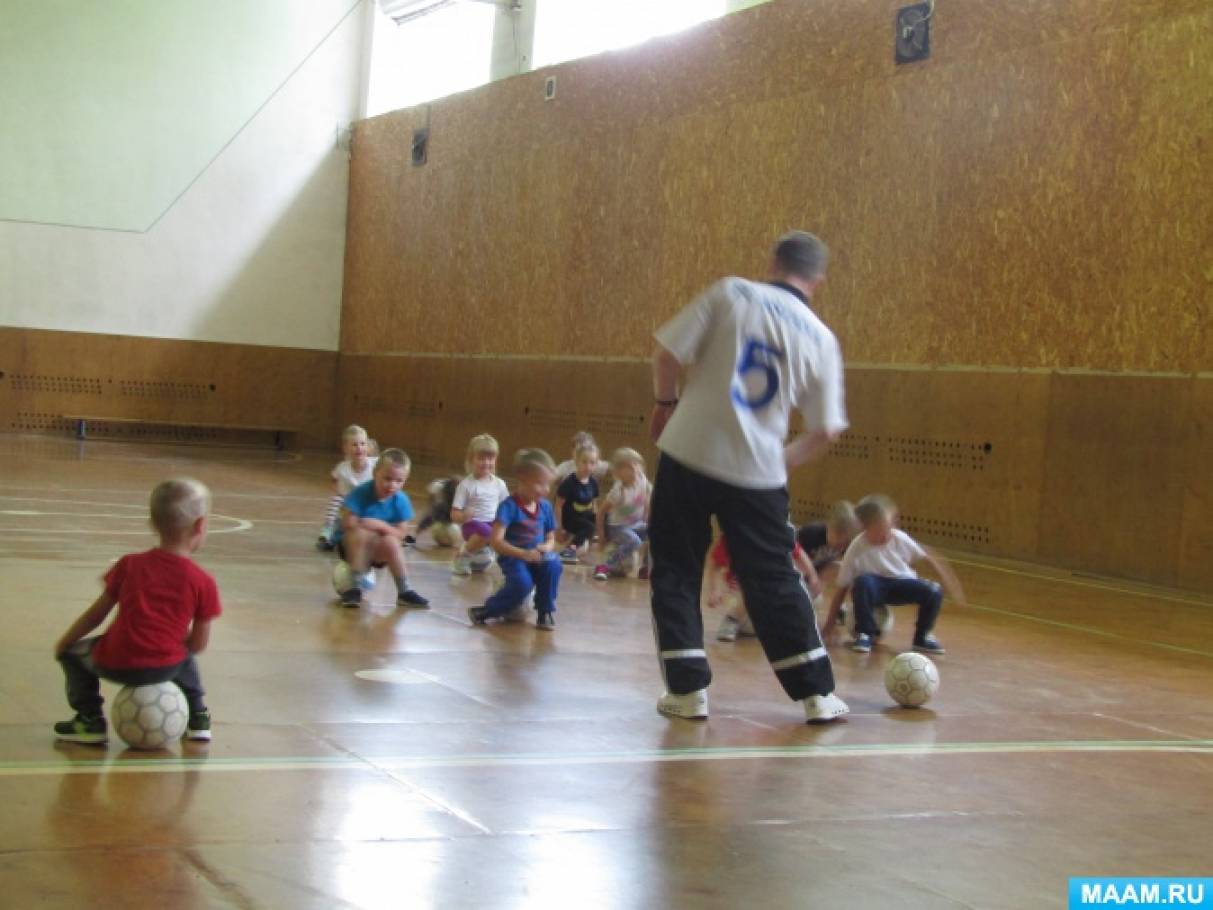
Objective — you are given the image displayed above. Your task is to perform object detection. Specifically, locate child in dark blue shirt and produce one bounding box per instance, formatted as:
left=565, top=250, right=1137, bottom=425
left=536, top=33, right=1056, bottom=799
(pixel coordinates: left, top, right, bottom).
left=468, top=449, right=562, bottom=631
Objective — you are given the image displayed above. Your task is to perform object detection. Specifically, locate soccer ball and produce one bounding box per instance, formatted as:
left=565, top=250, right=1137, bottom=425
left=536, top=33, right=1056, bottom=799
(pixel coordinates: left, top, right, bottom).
left=884, top=652, right=940, bottom=708
left=112, top=682, right=189, bottom=750
left=332, top=560, right=354, bottom=594
left=332, top=561, right=374, bottom=593
left=469, top=550, right=494, bottom=573
left=845, top=603, right=895, bottom=636
left=431, top=522, right=459, bottom=548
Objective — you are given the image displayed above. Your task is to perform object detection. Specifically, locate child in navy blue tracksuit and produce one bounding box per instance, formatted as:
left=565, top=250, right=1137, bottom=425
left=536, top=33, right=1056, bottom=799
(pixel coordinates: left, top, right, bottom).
left=467, top=449, right=562, bottom=631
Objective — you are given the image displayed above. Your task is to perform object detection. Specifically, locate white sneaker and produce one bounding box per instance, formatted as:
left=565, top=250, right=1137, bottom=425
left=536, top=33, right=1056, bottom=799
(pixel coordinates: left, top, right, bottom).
left=716, top=616, right=741, bottom=642
left=657, top=689, right=709, bottom=720
left=451, top=554, right=472, bottom=576
left=803, top=692, right=850, bottom=724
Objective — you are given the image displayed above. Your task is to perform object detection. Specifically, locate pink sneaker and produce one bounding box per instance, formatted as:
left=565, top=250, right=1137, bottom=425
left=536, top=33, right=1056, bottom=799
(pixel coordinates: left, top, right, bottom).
left=593, top=564, right=609, bottom=581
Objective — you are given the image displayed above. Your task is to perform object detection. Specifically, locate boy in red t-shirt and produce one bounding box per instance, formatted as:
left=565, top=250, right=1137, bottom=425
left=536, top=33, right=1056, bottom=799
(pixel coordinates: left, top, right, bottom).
left=708, top=533, right=817, bottom=642
left=53, top=478, right=222, bottom=745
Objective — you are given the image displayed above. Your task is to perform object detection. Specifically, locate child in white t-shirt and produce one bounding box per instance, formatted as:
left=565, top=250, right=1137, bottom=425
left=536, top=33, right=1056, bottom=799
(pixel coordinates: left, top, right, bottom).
left=594, top=448, right=652, bottom=580
left=451, top=434, right=510, bottom=575
left=823, top=494, right=965, bottom=655
left=317, top=425, right=377, bottom=550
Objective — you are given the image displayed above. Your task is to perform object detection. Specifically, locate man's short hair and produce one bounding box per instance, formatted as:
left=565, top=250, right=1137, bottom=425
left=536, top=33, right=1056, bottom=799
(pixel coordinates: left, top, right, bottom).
left=150, top=478, right=211, bottom=535
left=773, top=230, right=829, bottom=280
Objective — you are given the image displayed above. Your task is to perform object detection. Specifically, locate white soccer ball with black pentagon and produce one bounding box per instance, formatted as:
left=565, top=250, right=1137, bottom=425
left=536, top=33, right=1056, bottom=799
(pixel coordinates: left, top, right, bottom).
left=112, top=682, right=189, bottom=750
left=469, top=549, right=495, bottom=573
left=884, top=652, right=939, bottom=708
left=332, top=560, right=354, bottom=594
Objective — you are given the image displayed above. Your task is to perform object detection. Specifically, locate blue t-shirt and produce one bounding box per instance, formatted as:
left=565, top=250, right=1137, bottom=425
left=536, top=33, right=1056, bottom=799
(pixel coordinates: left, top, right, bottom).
left=334, top=480, right=414, bottom=543
left=495, top=496, right=556, bottom=554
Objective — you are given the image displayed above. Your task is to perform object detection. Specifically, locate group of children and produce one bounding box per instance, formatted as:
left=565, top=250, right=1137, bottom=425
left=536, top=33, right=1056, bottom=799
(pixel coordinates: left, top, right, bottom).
left=49, top=426, right=961, bottom=746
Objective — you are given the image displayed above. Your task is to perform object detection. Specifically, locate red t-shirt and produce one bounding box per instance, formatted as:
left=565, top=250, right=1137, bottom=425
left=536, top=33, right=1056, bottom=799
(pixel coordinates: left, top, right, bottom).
left=91, top=549, right=222, bottom=670
left=710, top=536, right=806, bottom=590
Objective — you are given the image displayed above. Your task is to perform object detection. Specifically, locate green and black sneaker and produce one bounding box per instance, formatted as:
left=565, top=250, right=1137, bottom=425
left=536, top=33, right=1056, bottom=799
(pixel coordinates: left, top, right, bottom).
left=184, top=710, right=212, bottom=742
left=53, top=714, right=108, bottom=745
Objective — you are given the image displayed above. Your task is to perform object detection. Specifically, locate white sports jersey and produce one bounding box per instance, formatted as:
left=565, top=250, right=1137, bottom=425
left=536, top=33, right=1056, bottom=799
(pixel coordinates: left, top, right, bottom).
left=654, top=278, right=847, bottom=489
left=836, top=529, right=926, bottom=587
left=452, top=474, right=510, bottom=523
left=332, top=457, right=377, bottom=496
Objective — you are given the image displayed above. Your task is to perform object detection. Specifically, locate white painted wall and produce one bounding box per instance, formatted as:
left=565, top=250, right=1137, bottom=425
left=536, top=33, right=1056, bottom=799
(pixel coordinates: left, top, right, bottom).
left=0, top=1, right=367, bottom=351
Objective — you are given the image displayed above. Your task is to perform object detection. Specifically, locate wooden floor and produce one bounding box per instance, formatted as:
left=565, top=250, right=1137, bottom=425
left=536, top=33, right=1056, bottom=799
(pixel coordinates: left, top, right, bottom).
left=0, top=434, right=1210, bottom=909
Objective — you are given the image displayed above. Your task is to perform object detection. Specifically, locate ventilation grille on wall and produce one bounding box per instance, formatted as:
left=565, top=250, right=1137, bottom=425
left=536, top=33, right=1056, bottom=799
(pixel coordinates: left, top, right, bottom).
left=118, top=380, right=212, bottom=400
left=791, top=498, right=830, bottom=524
left=899, top=513, right=992, bottom=546
left=828, top=434, right=992, bottom=471
left=7, top=374, right=103, bottom=395
left=10, top=411, right=73, bottom=432
left=829, top=434, right=875, bottom=460
left=524, top=407, right=645, bottom=437
left=887, top=437, right=991, bottom=471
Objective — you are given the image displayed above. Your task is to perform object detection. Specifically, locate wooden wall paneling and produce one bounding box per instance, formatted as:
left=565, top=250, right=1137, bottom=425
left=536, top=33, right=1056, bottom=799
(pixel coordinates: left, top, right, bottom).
left=1177, top=377, right=1213, bottom=591
left=1038, top=374, right=1192, bottom=586
left=343, top=0, right=1211, bottom=371
left=0, top=327, right=336, bottom=449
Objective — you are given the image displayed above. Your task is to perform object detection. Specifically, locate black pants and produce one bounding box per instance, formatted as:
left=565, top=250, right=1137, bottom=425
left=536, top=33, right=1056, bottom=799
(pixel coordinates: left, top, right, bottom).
left=851, top=574, right=942, bottom=639
left=58, top=637, right=206, bottom=716
left=649, top=454, right=836, bottom=701
left=561, top=507, right=596, bottom=548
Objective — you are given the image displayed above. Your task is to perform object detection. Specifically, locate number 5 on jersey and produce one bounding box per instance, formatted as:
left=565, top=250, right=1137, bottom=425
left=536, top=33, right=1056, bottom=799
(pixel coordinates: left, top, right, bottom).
left=732, top=338, right=787, bottom=410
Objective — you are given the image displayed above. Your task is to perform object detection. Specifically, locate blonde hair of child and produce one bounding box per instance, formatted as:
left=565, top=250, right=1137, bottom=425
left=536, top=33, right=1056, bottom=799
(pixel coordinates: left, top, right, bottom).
left=826, top=500, right=860, bottom=534
left=611, top=447, right=646, bottom=477
left=513, top=448, right=556, bottom=476
left=854, top=494, right=896, bottom=528
left=465, top=433, right=500, bottom=472
left=342, top=424, right=367, bottom=443
left=150, top=478, right=211, bottom=536
left=366, top=438, right=380, bottom=457
left=571, top=431, right=597, bottom=450
left=377, top=448, right=411, bottom=472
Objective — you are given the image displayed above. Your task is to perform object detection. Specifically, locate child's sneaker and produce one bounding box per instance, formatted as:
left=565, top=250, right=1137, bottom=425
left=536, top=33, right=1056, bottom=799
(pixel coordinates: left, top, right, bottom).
left=397, top=589, right=430, bottom=608
left=913, top=634, right=946, bottom=655
left=467, top=606, right=489, bottom=625
left=593, top=564, right=609, bottom=581
left=355, top=570, right=376, bottom=591
left=657, top=689, right=708, bottom=720
left=53, top=714, right=107, bottom=745
left=803, top=692, right=850, bottom=724
left=451, top=554, right=472, bottom=576
left=716, top=616, right=741, bottom=642
left=315, top=533, right=335, bottom=552
left=535, top=612, right=555, bottom=632
left=340, top=588, right=363, bottom=608
left=558, top=546, right=579, bottom=564
left=184, top=710, right=212, bottom=742
left=850, top=632, right=872, bottom=653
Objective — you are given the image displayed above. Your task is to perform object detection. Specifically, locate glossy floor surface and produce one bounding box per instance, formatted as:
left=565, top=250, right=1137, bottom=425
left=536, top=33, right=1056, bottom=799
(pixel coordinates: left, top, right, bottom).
left=0, top=436, right=1210, bottom=909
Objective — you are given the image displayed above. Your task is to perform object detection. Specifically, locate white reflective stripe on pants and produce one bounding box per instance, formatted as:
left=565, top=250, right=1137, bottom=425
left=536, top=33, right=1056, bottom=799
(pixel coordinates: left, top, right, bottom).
left=769, top=647, right=828, bottom=671
left=661, top=649, right=707, bottom=660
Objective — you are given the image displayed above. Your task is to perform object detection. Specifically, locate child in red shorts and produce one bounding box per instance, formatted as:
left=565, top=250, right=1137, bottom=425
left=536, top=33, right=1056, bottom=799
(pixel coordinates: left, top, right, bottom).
left=709, top=532, right=817, bottom=642
left=52, top=478, right=222, bottom=745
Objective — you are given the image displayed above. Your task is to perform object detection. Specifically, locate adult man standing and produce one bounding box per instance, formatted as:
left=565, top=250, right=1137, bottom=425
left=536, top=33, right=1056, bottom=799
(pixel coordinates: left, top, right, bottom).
left=648, top=231, right=849, bottom=724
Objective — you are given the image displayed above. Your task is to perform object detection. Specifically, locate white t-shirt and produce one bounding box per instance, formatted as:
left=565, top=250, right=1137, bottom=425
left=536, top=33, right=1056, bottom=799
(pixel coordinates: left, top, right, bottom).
left=605, top=477, right=651, bottom=530
left=654, top=277, right=848, bottom=489
left=332, top=457, right=377, bottom=496
left=836, top=529, right=926, bottom=587
left=554, top=458, right=610, bottom=487
left=452, top=474, right=510, bottom=523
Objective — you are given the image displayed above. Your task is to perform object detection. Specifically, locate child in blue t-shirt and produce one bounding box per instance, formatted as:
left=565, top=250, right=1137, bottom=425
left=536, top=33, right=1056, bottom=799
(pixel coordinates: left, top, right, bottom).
left=468, top=449, right=562, bottom=631
left=333, top=448, right=429, bottom=609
